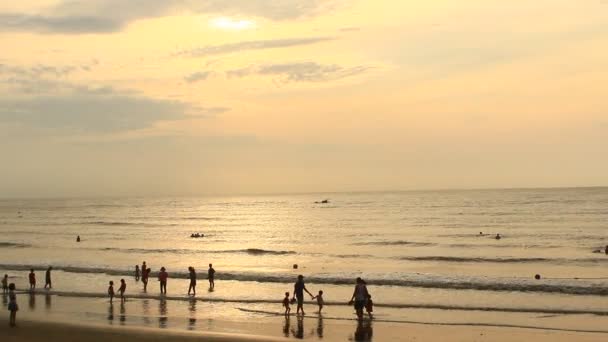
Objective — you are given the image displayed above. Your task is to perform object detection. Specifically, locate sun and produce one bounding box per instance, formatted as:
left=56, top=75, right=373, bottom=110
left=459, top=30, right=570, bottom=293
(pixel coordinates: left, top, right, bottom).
left=209, top=17, right=256, bottom=31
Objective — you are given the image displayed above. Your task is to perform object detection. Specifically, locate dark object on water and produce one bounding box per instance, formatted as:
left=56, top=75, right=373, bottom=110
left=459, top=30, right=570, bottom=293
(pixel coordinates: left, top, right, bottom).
left=495, top=234, right=501, bottom=240
left=76, top=235, right=80, bottom=242
left=315, top=199, right=330, bottom=204
left=479, top=232, right=483, bottom=235
left=605, top=245, right=608, bottom=255
left=535, top=274, right=541, bottom=280
left=190, top=233, right=204, bottom=238
left=293, top=264, right=298, bottom=269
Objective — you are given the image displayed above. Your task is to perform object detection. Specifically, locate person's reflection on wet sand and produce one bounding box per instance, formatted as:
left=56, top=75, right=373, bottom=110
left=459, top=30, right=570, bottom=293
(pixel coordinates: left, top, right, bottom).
left=45, top=292, right=51, bottom=310
left=159, top=298, right=168, bottom=328
left=29, top=291, right=36, bottom=309
left=282, top=316, right=290, bottom=337
left=317, top=315, right=324, bottom=338
left=141, top=299, right=151, bottom=326
left=188, top=297, right=197, bottom=330
left=291, top=316, right=304, bottom=339
left=107, top=303, right=115, bottom=323
left=120, top=303, right=126, bottom=324
left=353, top=319, right=373, bottom=342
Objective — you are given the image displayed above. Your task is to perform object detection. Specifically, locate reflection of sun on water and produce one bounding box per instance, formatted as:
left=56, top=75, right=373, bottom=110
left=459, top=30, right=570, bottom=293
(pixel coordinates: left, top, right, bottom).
left=210, top=17, right=256, bottom=30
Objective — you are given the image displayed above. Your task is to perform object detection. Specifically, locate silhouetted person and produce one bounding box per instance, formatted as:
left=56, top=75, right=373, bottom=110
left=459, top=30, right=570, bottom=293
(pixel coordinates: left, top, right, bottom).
left=292, top=275, right=313, bottom=315
left=135, top=265, right=140, bottom=281
left=605, top=245, right=608, bottom=255
left=495, top=234, right=502, bottom=240
left=2, top=274, right=7, bottom=294
left=158, top=267, right=168, bottom=294
left=283, top=292, right=291, bottom=315
left=28, top=269, right=36, bottom=290
left=118, top=279, right=127, bottom=304
left=76, top=235, right=80, bottom=242
left=143, top=268, right=151, bottom=292
left=188, top=267, right=197, bottom=296
left=365, top=294, right=374, bottom=319
left=44, top=266, right=52, bottom=289
left=312, top=290, right=324, bottom=313
left=108, top=281, right=115, bottom=303
left=208, top=264, right=215, bottom=289
left=349, top=277, right=369, bottom=319
left=8, top=283, right=18, bottom=327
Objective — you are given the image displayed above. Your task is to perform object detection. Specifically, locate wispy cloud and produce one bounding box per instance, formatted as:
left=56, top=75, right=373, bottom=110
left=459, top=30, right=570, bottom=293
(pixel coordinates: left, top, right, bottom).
left=176, top=37, right=335, bottom=57
left=226, top=62, right=371, bottom=82
left=0, top=87, right=226, bottom=133
left=184, top=71, right=211, bottom=83
left=0, top=0, right=340, bottom=34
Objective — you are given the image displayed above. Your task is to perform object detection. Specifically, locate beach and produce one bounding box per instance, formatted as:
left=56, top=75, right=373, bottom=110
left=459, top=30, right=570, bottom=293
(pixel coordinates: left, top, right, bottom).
left=2, top=189, right=608, bottom=340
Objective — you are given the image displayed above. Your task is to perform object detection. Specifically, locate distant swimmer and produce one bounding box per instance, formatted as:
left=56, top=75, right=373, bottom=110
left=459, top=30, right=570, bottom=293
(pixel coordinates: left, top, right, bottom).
left=495, top=234, right=501, bottom=240
left=76, top=235, right=81, bottom=242
left=605, top=245, right=608, bottom=255
left=314, top=199, right=330, bottom=204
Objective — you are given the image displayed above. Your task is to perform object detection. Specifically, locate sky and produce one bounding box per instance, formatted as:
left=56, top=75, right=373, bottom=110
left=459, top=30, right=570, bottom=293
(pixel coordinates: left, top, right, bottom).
left=0, top=0, right=607, bottom=197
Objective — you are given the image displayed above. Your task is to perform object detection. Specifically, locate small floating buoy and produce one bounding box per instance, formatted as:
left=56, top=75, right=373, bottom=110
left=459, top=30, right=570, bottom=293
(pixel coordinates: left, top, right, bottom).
left=535, top=274, right=541, bottom=280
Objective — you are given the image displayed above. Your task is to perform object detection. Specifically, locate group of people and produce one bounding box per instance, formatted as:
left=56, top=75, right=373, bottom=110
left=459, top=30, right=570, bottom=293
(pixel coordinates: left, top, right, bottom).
left=283, top=275, right=373, bottom=319
left=108, top=262, right=217, bottom=303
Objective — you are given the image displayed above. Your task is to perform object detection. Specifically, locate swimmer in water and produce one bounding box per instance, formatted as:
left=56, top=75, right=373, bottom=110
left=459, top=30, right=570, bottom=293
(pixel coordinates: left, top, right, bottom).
left=495, top=234, right=501, bottom=240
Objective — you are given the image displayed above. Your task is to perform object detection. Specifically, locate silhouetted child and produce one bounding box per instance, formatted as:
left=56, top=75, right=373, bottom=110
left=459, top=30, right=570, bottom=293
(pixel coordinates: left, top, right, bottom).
left=2, top=274, right=8, bottom=294
left=312, top=290, right=324, bottom=313
left=118, top=279, right=126, bottom=304
left=143, top=268, right=151, bottom=291
left=283, top=292, right=291, bottom=315
left=365, top=294, right=373, bottom=319
left=8, top=283, right=18, bottom=327
left=135, top=265, right=140, bottom=281
left=28, top=269, right=36, bottom=290
left=108, top=281, right=115, bottom=303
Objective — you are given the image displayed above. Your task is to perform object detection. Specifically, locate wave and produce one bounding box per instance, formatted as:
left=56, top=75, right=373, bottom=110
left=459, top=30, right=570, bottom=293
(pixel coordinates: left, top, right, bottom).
left=96, top=247, right=296, bottom=255
left=3, top=263, right=608, bottom=296
left=352, top=241, right=435, bottom=247
left=0, top=242, right=29, bottom=248
left=396, top=256, right=608, bottom=264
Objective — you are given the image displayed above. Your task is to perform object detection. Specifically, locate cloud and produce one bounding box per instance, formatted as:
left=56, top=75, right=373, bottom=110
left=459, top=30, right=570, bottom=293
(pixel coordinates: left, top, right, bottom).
left=227, top=62, right=371, bottom=82
left=184, top=71, right=211, bottom=83
left=176, top=37, right=335, bottom=57
left=0, top=63, right=79, bottom=78
left=0, top=88, right=223, bottom=133
left=0, top=0, right=339, bottom=34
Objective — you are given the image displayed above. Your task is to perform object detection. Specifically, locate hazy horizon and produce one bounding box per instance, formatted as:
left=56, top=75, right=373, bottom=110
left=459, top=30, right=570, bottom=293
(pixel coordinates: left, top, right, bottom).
left=1, top=0, right=607, bottom=198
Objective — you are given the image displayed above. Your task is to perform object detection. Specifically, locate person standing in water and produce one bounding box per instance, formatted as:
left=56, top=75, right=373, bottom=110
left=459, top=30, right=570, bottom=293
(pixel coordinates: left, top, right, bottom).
left=292, top=275, right=313, bottom=315
left=158, top=267, right=168, bottom=294
left=208, top=264, right=215, bottom=289
left=76, top=235, right=80, bottom=242
left=135, top=265, right=140, bottom=281
left=118, top=279, right=126, bottom=304
left=28, top=269, right=36, bottom=290
left=188, top=267, right=197, bottom=296
left=2, top=274, right=8, bottom=294
left=44, top=266, right=52, bottom=289
left=348, top=277, right=369, bottom=319
left=8, top=283, right=18, bottom=327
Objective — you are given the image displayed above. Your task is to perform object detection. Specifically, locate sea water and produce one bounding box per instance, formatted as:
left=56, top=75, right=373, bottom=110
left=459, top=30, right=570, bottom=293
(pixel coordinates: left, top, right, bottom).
left=1, top=188, right=608, bottom=333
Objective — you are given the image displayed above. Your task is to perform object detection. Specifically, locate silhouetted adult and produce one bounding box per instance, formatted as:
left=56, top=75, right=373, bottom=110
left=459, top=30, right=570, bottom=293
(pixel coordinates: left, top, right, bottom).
left=44, top=266, right=52, bottom=289
left=292, top=275, right=313, bottom=315
left=188, top=267, right=197, bottom=296
left=158, top=267, right=168, bottom=294
left=348, top=277, right=369, bottom=319
left=208, top=264, right=215, bottom=289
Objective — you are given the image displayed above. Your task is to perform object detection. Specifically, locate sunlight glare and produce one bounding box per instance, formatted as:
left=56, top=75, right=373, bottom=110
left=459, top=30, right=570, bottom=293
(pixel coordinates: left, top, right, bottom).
left=209, top=17, right=256, bottom=30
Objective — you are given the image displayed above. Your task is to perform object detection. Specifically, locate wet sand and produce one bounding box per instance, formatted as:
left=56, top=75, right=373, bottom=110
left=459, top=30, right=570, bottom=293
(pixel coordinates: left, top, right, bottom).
left=1, top=316, right=607, bottom=342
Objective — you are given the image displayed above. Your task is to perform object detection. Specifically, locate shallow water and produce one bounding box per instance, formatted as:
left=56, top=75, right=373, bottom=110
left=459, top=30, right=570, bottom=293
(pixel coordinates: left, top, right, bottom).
left=1, top=188, right=608, bottom=331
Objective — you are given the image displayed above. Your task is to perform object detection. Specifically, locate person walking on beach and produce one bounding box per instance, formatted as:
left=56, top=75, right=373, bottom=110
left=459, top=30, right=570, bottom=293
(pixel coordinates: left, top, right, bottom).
left=158, top=267, right=168, bottom=294
left=365, top=294, right=374, bottom=319
left=118, top=279, right=126, bottom=304
left=292, top=275, right=313, bottom=315
left=108, top=281, right=115, bottom=304
left=135, top=265, right=140, bottom=281
left=28, top=269, right=36, bottom=290
left=283, top=292, right=291, bottom=315
left=312, top=290, right=325, bottom=313
left=142, top=267, right=150, bottom=292
left=44, top=266, right=52, bottom=289
left=188, top=267, right=197, bottom=296
left=8, top=283, right=18, bottom=327
left=348, top=277, right=369, bottom=319
left=2, top=274, right=8, bottom=294
left=208, top=264, right=215, bottom=289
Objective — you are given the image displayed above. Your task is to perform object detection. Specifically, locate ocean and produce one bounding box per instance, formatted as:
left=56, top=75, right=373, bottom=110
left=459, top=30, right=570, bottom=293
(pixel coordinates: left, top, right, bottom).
left=2, top=187, right=608, bottom=335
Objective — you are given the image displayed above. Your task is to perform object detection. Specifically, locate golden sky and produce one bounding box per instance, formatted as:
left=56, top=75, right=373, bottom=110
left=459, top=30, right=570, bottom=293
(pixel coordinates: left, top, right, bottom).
left=0, top=0, right=607, bottom=196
